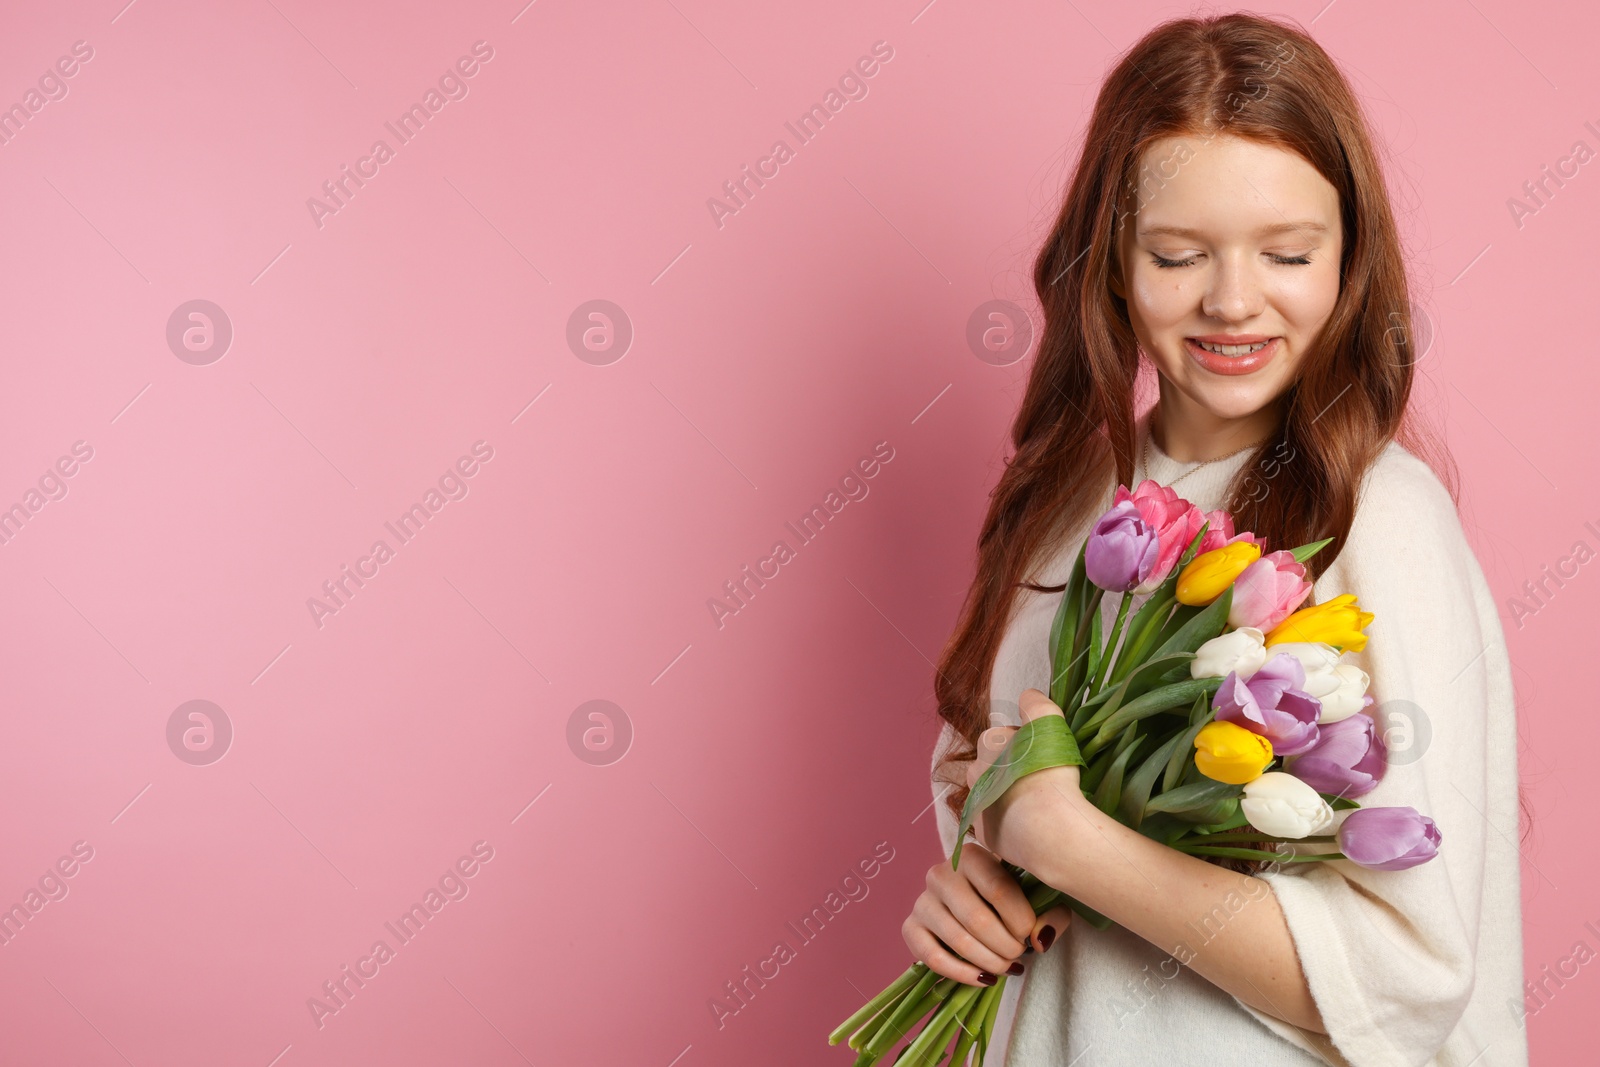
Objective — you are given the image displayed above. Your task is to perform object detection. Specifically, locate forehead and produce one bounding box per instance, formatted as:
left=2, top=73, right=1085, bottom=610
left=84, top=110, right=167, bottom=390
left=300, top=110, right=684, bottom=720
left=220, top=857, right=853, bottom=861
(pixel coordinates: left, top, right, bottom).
left=1128, top=133, right=1339, bottom=238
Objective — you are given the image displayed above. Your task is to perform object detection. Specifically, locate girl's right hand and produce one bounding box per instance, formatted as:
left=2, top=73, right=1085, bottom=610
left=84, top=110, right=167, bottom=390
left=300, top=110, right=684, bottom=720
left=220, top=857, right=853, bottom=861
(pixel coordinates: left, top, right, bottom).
left=900, top=840, right=1071, bottom=986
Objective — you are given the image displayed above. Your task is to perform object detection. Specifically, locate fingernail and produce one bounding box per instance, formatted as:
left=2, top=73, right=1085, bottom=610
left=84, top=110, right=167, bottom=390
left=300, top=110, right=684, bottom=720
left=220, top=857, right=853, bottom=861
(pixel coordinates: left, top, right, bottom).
left=977, top=972, right=997, bottom=986
left=1006, top=962, right=1025, bottom=976
left=1037, top=925, right=1057, bottom=952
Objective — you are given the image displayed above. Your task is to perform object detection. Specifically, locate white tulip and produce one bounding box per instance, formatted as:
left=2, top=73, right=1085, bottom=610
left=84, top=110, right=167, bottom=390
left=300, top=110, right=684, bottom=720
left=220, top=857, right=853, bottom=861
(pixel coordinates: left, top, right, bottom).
left=1315, top=663, right=1372, bottom=724
left=1264, top=640, right=1340, bottom=683
left=1257, top=641, right=1370, bottom=723
left=1240, top=771, right=1337, bottom=838
left=1191, top=627, right=1267, bottom=680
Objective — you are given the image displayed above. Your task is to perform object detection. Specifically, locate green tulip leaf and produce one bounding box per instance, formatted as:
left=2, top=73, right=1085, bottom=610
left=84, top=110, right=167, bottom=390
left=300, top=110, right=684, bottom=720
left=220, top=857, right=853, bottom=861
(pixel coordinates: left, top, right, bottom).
left=1150, top=584, right=1235, bottom=663
left=1119, top=729, right=1184, bottom=829
left=1288, top=537, right=1334, bottom=565
left=1083, top=605, right=1104, bottom=698
left=1092, top=732, right=1145, bottom=816
left=1190, top=805, right=1251, bottom=835
left=952, top=713, right=1084, bottom=870
left=1175, top=795, right=1242, bottom=826
left=1085, top=676, right=1224, bottom=757
left=1107, top=592, right=1178, bottom=688
left=1077, top=651, right=1198, bottom=737
left=1144, top=778, right=1243, bottom=815
left=1048, top=542, right=1088, bottom=695
left=1175, top=520, right=1212, bottom=568
left=1053, top=585, right=1104, bottom=708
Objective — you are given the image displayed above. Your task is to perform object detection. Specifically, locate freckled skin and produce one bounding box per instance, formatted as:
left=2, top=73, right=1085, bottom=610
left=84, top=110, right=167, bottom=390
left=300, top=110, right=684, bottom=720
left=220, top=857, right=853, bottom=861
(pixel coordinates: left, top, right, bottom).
left=1111, top=133, right=1344, bottom=460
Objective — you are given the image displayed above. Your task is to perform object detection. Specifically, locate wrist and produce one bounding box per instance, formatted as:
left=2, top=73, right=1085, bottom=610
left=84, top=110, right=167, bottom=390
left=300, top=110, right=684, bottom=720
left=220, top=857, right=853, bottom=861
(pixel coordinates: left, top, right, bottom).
left=1019, top=781, right=1102, bottom=892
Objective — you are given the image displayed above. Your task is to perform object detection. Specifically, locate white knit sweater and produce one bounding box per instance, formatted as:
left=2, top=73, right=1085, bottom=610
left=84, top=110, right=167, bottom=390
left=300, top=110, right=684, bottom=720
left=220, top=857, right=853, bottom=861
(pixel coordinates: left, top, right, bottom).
left=930, top=410, right=1528, bottom=1066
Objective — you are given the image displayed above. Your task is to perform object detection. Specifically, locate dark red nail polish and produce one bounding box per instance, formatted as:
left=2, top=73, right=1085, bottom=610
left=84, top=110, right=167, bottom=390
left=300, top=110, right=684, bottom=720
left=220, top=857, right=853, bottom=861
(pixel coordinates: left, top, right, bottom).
left=1037, top=925, right=1056, bottom=952
left=977, top=972, right=997, bottom=986
left=1006, top=962, right=1025, bottom=976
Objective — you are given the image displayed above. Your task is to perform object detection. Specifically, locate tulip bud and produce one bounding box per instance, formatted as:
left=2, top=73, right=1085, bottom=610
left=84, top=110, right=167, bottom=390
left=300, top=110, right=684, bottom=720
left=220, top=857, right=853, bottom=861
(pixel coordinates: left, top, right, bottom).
left=1264, top=593, right=1375, bottom=652
left=1286, top=713, right=1386, bottom=797
left=1228, top=551, right=1313, bottom=632
left=1336, top=806, right=1441, bottom=870
left=1193, top=721, right=1273, bottom=784
left=1195, top=510, right=1258, bottom=554
left=1240, top=771, right=1337, bottom=838
left=1212, top=653, right=1322, bottom=756
left=1264, top=642, right=1371, bottom=724
left=1318, top=664, right=1372, bottom=724
left=1191, top=628, right=1268, bottom=681
left=1085, top=500, right=1161, bottom=593
left=1176, top=542, right=1263, bottom=606
left=1113, top=481, right=1206, bottom=595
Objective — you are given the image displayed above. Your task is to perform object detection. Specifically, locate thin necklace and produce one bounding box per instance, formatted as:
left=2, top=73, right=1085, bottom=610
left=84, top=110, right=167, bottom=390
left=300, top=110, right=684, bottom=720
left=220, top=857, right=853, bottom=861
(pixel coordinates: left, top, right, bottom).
left=1142, top=417, right=1266, bottom=491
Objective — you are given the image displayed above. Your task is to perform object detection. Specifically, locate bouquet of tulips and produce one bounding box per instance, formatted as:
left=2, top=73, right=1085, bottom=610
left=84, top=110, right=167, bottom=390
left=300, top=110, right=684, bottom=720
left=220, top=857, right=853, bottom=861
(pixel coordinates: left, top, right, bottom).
left=828, top=480, right=1442, bottom=1066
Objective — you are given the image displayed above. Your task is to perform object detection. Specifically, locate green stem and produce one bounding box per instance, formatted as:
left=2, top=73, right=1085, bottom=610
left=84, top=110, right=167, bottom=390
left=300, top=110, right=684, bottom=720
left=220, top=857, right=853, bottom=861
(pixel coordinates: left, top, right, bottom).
left=1086, top=592, right=1133, bottom=698
left=847, top=979, right=920, bottom=1052
left=1184, top=832, right=1337, bottom=845
left=1059, top=587, right=1104, bottom=708
left=977, top=975, right=1004, bottom=1063
left=831, top=962, right=926, bottom=1047
left=900, top=983, right=981, bottom=1066
left=1174, top=844, right=1348, bottom=863
left=947, top=986, right=986, bottom=1067
left=863, top=970, right=946, bottom=1055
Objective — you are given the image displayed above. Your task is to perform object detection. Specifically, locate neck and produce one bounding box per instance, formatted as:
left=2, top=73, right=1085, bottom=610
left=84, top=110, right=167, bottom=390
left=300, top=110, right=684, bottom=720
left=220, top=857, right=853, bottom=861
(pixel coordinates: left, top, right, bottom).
left=1151, top=382, right=1281, bottom=463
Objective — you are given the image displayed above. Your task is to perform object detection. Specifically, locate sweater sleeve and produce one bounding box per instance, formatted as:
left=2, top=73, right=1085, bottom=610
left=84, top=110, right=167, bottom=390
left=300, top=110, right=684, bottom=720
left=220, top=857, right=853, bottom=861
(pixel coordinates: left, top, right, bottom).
left=1232, top=444, right=1506, bottom=1066
left=931, top=720, right=963, bottom=861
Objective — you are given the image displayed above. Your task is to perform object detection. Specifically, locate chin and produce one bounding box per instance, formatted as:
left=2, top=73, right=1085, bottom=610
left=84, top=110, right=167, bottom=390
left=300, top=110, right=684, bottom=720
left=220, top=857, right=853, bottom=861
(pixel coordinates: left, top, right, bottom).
left=1161, top=372, right=1283, bottom=422
left=1212, top=384, right=1287, bottom=417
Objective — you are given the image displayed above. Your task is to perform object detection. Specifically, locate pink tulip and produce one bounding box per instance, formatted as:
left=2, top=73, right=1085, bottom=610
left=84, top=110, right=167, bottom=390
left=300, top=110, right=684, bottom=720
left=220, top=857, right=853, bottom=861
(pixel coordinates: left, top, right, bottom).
left=1197, top=508, right=1261, bottom=554
left=1228, top=550, right=1312, bottom=632
left=1113, top=480, right=1205, bottom=594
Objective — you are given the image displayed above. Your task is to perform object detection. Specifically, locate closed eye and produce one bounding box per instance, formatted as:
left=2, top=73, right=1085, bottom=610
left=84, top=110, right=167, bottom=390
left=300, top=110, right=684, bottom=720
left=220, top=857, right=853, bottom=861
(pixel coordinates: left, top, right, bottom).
left=1151, top=253, right=1314, bottom=269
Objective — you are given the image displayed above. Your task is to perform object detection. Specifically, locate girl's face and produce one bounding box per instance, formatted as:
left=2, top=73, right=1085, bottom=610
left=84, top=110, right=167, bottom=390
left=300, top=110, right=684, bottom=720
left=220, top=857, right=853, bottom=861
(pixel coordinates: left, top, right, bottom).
left=1113, top=133, right=1343, bottom=427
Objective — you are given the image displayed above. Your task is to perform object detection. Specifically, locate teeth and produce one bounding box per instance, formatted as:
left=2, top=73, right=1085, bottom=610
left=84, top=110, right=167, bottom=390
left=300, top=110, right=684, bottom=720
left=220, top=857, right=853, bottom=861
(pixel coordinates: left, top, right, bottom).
left=1195, top=339, right=1270, bottom=356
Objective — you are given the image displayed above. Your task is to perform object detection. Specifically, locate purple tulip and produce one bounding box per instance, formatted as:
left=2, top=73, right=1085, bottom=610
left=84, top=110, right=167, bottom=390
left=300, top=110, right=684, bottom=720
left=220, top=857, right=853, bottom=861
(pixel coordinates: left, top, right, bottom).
left=1213, top=651, right=1322, bottom=756
left=1085, top=500, right=1160, bottom=592
left=1287, top=714, right=1387, bottom=797
left=1337, top=806, right=1441, bottom=870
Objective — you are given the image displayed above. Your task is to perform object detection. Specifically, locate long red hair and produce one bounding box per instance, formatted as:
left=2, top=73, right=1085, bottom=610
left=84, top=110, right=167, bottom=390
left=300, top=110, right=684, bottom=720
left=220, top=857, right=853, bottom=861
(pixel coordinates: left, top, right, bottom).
left=932, top=13, right=1502, bottom=843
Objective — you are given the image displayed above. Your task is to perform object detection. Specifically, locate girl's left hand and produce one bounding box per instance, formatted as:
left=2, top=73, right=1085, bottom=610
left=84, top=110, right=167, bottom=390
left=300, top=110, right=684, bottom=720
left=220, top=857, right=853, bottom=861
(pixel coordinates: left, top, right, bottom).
left=966, top=688, right=1085, bottom=877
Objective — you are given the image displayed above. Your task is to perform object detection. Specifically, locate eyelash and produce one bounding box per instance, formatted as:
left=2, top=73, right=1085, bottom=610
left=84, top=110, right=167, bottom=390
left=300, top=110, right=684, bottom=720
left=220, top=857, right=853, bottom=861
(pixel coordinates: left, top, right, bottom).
left=1151, top=253, right=1313, bottom=269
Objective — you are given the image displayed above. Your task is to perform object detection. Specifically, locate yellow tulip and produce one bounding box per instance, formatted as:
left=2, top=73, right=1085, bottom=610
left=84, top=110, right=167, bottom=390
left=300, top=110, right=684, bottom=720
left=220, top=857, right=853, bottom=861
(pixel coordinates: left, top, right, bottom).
left=1193, top=721, right=1274, bottom=784
left=1263, top=593, right=1375, bottom=652
left=1175, top=542, right=1262, bottom=606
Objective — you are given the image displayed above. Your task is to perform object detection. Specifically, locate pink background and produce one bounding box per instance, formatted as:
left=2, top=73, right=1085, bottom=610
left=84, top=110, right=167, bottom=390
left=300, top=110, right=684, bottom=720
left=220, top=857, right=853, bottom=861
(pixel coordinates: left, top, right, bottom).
left=0, top=1, right=1593, bottom=1064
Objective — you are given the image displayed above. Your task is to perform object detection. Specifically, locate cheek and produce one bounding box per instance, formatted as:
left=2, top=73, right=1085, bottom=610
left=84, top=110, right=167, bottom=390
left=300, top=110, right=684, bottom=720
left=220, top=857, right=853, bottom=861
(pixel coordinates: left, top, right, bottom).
left=1128, top=269, right=1194, bottom=328
left=1275, top=268, right=1340, bottom=332
left=1128, top=272, right=1200, bottom=360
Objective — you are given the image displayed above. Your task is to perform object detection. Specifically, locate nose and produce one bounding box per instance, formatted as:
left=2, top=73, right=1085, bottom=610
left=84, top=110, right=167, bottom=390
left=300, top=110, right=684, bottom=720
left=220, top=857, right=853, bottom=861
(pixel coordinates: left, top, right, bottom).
left=1201, top=254, right=1266, bottom=324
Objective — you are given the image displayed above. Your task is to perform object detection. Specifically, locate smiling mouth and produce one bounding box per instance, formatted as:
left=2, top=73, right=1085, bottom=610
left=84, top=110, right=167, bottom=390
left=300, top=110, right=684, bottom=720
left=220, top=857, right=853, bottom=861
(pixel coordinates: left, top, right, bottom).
left=1191, top=339, right=1272, bottom=356
left=1183, top=336, right=1279, bottom=376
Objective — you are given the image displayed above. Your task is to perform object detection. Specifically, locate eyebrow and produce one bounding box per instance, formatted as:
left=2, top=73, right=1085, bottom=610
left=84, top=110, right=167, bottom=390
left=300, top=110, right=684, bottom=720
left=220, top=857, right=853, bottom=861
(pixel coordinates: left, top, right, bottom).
left=1137, top=221, right=1331, bottom=239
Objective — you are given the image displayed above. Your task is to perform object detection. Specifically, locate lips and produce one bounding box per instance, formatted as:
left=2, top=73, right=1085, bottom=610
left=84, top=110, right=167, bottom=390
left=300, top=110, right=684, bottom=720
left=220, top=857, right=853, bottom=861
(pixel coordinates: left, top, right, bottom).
left=1184, top=336, right=1279, bottom=376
